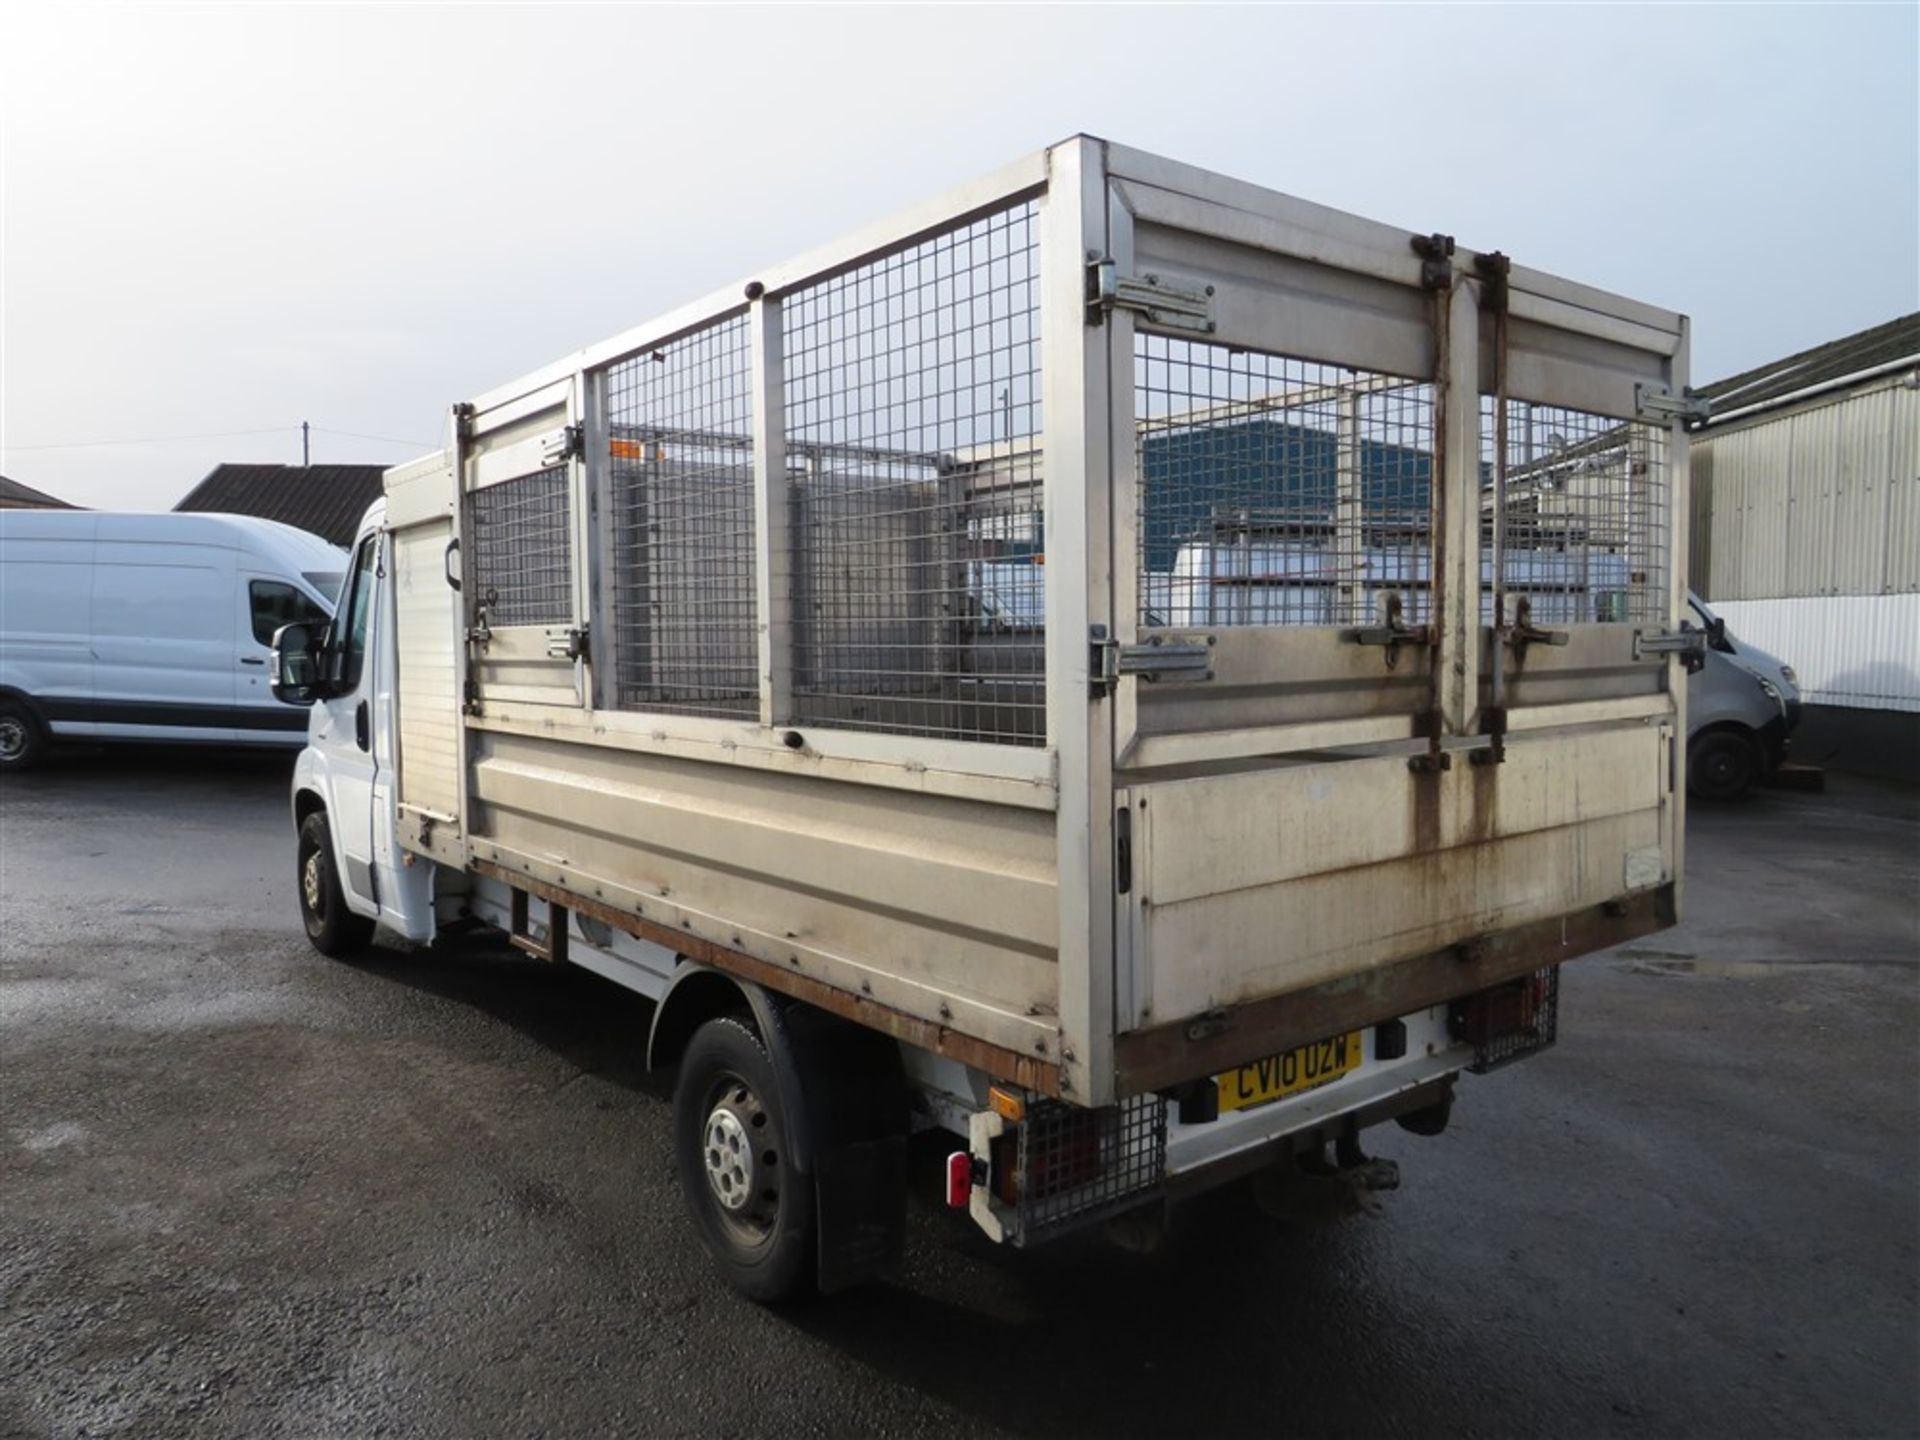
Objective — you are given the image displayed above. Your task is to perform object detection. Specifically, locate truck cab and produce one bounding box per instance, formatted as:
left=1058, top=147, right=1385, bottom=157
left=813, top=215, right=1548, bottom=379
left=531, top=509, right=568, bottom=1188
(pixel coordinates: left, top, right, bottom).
left=275, top=500, right=435, bottom=950
left=1686, top=591, right=1801, bottom=800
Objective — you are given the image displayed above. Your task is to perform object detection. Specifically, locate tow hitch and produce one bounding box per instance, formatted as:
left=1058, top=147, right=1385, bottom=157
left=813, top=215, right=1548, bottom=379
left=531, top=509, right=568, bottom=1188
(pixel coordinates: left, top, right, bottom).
left=1249, top=1126, right=1403, bottom=1221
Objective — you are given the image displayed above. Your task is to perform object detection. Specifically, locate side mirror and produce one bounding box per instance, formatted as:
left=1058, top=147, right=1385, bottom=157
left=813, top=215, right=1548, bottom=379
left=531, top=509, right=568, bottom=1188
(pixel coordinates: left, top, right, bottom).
left=270, top=621, right=326, bottom=705
left=1706, top=616, right=1729, bottom=652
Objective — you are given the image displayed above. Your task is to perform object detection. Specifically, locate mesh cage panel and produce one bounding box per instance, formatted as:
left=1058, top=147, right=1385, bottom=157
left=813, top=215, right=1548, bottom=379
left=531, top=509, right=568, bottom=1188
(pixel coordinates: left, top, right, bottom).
left=1135, top=336, right=1436, bottom=629
left=1480, top=401, right=1671, bottom=625
left=606, top=315, right=758, bottom=718
left=1015, top=1095, right=1167, bottom=1241
left=470, top=467, right=572, bottom=627
left=1464, top=965, right=1560, bottom=1074
left=781, top=201, right=1044, bottom=745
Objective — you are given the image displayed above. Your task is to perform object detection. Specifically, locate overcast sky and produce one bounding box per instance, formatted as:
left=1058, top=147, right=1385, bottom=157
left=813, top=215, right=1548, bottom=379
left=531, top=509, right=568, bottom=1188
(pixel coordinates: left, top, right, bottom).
left=2, top=3, right=1914, bottom=511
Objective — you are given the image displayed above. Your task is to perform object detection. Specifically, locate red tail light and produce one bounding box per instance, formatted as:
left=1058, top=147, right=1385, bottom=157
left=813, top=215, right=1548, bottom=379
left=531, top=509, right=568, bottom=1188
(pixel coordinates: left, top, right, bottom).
left=1449, top=967, right=1560, bottom=1072
left=945, top=1151, right=973, bottom=1208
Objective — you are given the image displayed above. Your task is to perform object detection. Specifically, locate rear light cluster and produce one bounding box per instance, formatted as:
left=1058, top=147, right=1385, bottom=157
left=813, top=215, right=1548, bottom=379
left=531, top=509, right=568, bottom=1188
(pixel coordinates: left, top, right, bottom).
left=944, top=1093, right=1170, bottom=1245
left=1449, top=965, right=1560, bottom=1073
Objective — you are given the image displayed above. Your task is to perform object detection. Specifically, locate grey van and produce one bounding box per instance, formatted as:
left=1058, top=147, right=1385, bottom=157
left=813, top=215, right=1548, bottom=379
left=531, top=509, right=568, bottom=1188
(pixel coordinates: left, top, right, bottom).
left=1687, top=592, right=1801, bottom=801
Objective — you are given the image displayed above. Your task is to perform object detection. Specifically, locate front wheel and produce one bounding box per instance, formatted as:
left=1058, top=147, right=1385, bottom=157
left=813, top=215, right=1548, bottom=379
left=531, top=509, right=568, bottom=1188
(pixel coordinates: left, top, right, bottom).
left=1689, top=729, right=1761, bottom=802
left=673, top=1016, right=815, bottom=1303
left=297, top=809, right=374, bottom=956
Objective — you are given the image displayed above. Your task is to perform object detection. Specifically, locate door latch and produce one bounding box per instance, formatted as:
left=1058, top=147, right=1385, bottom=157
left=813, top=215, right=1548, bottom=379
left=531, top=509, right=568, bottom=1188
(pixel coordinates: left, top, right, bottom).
left=1350, top=593, right=1436, bottom=670
left=1502, top=595, right=1569, bottom=658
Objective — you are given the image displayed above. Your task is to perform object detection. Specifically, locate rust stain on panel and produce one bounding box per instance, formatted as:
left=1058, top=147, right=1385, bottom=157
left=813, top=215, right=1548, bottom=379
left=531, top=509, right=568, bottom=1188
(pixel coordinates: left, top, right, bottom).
left=1113, top=886, right=1674, bottom=1096
left=473, top=859, right=1063, bottom=1096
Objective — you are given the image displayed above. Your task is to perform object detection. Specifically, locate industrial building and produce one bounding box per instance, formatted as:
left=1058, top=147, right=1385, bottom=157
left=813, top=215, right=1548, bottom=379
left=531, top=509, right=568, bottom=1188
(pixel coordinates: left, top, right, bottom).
left=1689, top=313, right=1920, bottom=777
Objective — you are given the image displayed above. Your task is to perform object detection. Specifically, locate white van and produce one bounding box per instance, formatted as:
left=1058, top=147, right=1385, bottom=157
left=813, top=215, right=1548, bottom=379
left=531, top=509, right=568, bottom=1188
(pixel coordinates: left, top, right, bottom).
left=0, top=510, right=344, bottom=770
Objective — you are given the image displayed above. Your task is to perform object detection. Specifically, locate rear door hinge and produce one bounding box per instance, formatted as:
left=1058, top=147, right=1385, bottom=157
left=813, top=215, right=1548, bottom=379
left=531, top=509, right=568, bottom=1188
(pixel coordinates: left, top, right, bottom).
left=1634, top=625, right=1708, bottom=673
left=1091, top=626, right=1214, bottom=696
left=1087, top=257, right=1215, bottom=335
left=546, top=623, right=590, bottom=662
left=540, top=422, right=585, bottom=466
left=1410, top=232, right=1456, bottom=291
left=1635, top=382, right=1711, bottom=427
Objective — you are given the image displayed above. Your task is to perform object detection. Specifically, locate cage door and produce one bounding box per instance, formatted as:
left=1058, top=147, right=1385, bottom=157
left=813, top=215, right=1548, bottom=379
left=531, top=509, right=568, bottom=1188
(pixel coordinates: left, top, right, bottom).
left=464, top=422, right=586, bottom=709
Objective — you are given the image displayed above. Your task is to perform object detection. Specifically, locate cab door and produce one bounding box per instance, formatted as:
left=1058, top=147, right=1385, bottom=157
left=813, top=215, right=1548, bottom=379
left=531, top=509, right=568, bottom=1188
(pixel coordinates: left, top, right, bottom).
left=315, top=531, right=381, bottom=906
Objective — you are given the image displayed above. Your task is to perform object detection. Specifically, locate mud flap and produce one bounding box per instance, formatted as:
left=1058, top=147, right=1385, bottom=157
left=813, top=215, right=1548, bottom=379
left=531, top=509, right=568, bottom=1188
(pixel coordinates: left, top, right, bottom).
left=781, top=1001, right=909, bottom=1293
left=814, top=1136, right=908, bottom=1294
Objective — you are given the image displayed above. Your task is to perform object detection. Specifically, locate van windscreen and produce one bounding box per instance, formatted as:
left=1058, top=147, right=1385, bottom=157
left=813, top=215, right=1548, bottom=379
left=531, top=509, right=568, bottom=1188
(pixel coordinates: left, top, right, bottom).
left=303, top=572, right=345, bottom=606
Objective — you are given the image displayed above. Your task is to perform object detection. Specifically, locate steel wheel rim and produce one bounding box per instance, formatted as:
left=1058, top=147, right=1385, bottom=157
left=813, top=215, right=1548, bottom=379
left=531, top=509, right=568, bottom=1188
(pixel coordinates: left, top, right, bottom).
left=0, top=718, right=25, bottom=762
left=302, top=849, right=324, bottom=913
left=701, top=1072, right=780, bottom=1245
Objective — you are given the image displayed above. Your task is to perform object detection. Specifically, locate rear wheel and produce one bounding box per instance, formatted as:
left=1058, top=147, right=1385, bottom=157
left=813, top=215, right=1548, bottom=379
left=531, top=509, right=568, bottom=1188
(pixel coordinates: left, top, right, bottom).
left=673, top=1016, right=815, bottom=1303
left=0, top=699, right=48, bottom=773
left=297, top=809, right=374, bottom=956
left=1689, top=729, right=1761, bottom=802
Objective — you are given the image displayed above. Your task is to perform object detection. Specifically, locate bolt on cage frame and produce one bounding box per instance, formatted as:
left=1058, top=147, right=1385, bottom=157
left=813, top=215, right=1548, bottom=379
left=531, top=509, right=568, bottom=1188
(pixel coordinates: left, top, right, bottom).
left=440, top=137, right=1692, bottom=1106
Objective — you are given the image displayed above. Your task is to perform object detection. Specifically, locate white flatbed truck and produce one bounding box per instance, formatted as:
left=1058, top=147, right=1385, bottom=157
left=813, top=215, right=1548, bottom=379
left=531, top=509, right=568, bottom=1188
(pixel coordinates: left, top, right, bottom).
left=274, top=136, right=1701, bottom=1300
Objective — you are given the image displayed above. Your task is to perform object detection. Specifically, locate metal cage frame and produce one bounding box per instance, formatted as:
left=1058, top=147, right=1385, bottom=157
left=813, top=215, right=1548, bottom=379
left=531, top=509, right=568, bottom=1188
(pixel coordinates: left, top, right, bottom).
left=440, top=137, right=1693, bottom=1104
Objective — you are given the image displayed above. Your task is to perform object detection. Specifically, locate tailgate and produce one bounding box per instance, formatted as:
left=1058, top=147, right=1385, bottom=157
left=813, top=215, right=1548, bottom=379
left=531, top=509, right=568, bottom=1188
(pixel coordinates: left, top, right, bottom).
left=1125, top=722, right=1672, bottom=1027
left=1097, top=151, right=1690, bottom=1068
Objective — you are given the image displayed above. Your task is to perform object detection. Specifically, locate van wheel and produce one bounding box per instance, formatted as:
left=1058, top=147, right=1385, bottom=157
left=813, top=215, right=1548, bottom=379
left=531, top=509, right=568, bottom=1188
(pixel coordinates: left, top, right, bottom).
left=0, top=699, right=47, bottom=772
left=673, top=1016, right=815, bottom=1303
left=1689, top=729, right=1760, bottom=802
left=297, top=810, right=374, bottom=956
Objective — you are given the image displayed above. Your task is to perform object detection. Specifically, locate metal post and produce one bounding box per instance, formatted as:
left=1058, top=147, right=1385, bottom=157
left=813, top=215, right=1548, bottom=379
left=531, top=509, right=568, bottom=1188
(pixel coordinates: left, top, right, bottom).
left=1667, top=316, right=1692, bottom=917
left=1436, top=274, right=1482, bottom=738
left=750, top=290, right=792, bottom=727
left=580, top=367, right=615, bottom=710
left=1041, top=136, right=1114, bottom=1105
left=1335, top=387, right=1362, bottom=624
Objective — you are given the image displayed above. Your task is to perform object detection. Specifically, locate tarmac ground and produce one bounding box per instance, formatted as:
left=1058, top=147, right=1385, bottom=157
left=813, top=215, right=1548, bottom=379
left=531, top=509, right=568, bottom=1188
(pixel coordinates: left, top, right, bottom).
left=3, top=749, right=1915, bottom=1438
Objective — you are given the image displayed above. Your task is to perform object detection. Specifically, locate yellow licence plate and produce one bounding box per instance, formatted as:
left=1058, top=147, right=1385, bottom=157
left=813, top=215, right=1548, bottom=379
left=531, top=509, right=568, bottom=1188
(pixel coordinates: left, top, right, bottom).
left=1217, top=1031, right=1365, bottom=1114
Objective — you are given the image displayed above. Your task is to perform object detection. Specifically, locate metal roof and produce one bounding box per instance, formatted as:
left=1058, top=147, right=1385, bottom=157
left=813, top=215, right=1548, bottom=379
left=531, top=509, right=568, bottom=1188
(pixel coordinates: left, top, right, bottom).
left=0, top=473, right=80, bottom=509
left=173, top=463, right=385, bottom=546
left=1697, top=311, right=1920, bottom=419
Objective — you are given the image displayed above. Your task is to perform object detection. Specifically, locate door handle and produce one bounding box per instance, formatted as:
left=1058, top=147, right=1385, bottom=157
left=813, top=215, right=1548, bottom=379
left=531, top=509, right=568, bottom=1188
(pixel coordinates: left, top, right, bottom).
left=240, top=657, right=266, bottom=666
left=355, top=700, right=370, bottom=752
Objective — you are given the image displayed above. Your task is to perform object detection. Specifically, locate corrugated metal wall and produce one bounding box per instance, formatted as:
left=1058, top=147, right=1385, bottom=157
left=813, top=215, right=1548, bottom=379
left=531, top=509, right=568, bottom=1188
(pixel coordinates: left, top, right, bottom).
left=1711, top=594, right=1920, bottom=712
left=1690, top=374, right=1919, bottom=602
left=1691, top=372, right=1918, bottom=711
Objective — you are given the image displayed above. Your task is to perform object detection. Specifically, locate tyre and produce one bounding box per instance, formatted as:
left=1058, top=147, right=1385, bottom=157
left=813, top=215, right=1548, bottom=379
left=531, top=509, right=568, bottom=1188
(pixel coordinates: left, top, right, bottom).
left=673, top=1016, right=815, bottom=1303
left=1689, top=728, right=1761, bottom=802
left=0, top=698, right=48, bottom=773
left=297, top=809, right=375, bottom=956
